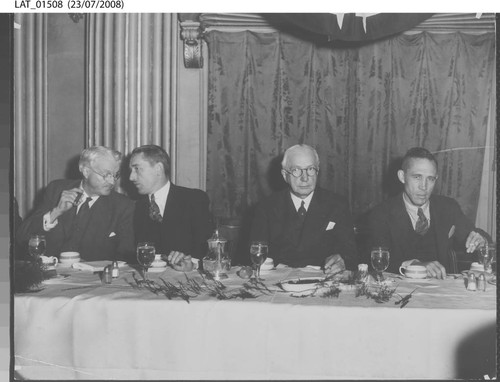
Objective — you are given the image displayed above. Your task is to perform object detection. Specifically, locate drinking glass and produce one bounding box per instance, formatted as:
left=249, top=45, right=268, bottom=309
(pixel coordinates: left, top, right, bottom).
left=371, top=247, right=390, bottom=282
left=136, top=242, right=156, bottom=280
left=250, top=241, right=268, bottom=281
left=478, top=242, right=495, bottom=273
left=28, top=235, right=46, bottom=260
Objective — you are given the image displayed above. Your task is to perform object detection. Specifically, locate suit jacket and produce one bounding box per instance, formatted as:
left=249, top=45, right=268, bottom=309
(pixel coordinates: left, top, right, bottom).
left=16, top=179, right=135, bottom=262
left=250, top=187, right=358, bottom=270
left=134, top=184, right=212, bottom=260
left=367, top=193, right=475, bottom=273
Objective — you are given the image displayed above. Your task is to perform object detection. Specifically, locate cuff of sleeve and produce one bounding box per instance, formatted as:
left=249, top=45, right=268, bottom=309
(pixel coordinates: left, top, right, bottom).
left=43, top=211, right=58, bottom=231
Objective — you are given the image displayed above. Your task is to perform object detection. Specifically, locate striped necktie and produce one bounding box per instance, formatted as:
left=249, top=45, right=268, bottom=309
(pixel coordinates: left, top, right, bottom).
left=149, top=194, right=163, bottom=223
left=415, top=207, right=429, bottom=235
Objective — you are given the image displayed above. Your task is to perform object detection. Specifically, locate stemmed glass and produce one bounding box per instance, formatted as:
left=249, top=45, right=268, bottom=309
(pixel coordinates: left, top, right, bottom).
left=250, top=241, right=268, bottom=281
left=371, top=247, right=390, bottom=283
left=478, top=242, right=495, bottom=274
left=136, top=242, right=156, bottom=281
left=28, top=235, right=46, bottom=261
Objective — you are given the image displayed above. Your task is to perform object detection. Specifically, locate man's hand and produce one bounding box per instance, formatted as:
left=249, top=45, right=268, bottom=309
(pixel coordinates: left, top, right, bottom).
left=465, top=231, right=487, bottom=253
left=50, top=188, right=82, bottom=222
left=167, top=251, right=194, bottom=272
left=324, top=254, right=345, bottom=274
left=414, top=260, right=447, bottom=279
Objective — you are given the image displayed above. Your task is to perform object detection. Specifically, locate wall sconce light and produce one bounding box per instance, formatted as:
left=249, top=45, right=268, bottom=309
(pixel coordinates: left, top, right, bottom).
left=68, top=13, right=84, bottom=23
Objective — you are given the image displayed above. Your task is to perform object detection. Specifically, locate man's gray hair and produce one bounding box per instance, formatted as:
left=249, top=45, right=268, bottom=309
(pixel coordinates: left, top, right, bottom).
left=281, top=144, right=320, bottom=169
left=79, top=146, right=122, bottom=172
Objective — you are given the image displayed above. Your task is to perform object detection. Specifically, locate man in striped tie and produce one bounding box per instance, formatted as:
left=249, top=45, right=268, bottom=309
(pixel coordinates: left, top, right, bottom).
left=368, top=147, right=488, bottom=279
left=129, top=145, right=212, bottom=272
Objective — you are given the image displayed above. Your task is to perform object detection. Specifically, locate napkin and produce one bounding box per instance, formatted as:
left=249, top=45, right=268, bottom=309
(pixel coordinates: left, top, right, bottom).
left=72, top=262, right=103, bottom=272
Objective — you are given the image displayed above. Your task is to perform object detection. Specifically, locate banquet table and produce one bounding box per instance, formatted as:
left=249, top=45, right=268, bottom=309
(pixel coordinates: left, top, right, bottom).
left=14, top=262, right=496, bottom=380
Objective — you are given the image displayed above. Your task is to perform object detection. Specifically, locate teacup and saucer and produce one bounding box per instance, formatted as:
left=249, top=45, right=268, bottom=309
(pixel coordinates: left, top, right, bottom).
left=399, top=264, right=428, bottom=279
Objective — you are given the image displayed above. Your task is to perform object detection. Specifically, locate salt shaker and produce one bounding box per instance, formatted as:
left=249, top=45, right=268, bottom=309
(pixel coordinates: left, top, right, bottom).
left=111, top=261, right=119, bottom=278
left=102, top=265, right=112, bottom=284
left=467, top=272, right=477, bottom=291
left=477, top=273, right=486, bottom=291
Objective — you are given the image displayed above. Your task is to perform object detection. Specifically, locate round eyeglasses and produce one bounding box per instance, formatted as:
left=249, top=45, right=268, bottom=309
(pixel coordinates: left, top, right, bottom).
left=88, top=167, right=121, bottom=182
left=284, top=167, right=319, bottom=178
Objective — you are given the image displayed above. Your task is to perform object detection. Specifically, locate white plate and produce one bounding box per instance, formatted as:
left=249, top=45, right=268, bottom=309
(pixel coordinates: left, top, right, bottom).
left=278, top=277, right=333, bottom=293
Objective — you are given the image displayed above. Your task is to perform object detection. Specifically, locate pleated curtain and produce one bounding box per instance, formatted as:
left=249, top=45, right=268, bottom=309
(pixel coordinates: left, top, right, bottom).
left=13, top=14, right=48, bottom=218
left=86, top=13, right=178, bottom=179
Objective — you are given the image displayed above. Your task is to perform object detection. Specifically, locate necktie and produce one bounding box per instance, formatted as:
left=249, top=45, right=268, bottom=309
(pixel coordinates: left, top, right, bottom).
left=298, top=201, right=307, bottom=217
left=77, top=197, right=92, bottom=216
left=149, top=194, right=163, bottom=223
left=415, top=207, right=429, bottom=235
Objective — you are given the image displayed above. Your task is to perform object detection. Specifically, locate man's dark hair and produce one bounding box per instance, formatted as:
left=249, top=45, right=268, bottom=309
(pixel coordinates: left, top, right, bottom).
left=131, top=144, right=171, bottom=178
left=401, top=147, right=438, bottom=172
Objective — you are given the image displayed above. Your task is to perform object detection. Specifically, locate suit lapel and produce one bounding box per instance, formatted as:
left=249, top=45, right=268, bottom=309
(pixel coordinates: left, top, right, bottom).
left=59, top=180, right=82, bottom=239
left=298, top=189, right=330, bottom=249
left=429, top=196, right=448, bottom=264
left=270, top=191, right=297, bottom=244
left=162, top=184, right=180, bottom=241
left=389, top=194, right=414, bottom=254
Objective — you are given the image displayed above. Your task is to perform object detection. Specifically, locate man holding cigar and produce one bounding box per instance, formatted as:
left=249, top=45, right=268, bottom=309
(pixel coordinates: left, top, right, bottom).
left=17, top=146, right=135, bottom=262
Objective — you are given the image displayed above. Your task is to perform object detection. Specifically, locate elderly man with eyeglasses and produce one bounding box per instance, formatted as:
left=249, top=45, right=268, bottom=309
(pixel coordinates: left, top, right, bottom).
left=17, top=146, right=135, bottom=262
left=250, top=144, right=358, bottom=273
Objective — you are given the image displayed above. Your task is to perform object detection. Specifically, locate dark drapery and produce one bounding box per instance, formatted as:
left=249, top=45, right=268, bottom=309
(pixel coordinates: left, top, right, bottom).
left=206, top=31, right=495, bottom=223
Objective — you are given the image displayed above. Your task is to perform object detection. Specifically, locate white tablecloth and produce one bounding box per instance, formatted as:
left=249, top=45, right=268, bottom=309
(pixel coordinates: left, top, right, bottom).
left=14, top=264, right=496, bottom=380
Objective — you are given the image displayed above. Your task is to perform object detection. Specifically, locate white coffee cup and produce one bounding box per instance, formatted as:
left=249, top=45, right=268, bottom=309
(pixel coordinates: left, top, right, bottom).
left=399, top=264, right=427, bottom=279
left=469, top=262, right=484, bottom=272
left=40, top=255, right=58, bottom=266
left=59, top=251, right=81, bottom=267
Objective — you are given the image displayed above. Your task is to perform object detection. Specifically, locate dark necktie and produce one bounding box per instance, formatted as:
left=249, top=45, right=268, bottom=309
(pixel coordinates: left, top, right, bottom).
left=415, top=207, right=429, bottom=235
left=149, top=194, right=163, bottom=223
left=77, top=197, right=92, bottom=217
left=298, top=201, right=307, bottom=217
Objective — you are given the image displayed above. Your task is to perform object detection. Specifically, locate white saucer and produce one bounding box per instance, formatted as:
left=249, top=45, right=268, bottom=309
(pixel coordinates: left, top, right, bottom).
left=148, top=266, right=167, bottom=273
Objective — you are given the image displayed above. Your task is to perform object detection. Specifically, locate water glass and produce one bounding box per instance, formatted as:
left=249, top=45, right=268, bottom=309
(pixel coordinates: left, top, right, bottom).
left=137, top=242, right=156, bottom=280
left=250, top=241, right=268, bottom=281
left=371, top=247, right=390, bottom=282
left=28, top=235, right=46, bottom=260
left=478, top=242, right=495, bottom=273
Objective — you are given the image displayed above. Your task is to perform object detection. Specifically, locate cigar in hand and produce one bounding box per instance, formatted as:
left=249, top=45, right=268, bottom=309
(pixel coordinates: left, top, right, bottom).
left=73, top=192, right=83, bottom=206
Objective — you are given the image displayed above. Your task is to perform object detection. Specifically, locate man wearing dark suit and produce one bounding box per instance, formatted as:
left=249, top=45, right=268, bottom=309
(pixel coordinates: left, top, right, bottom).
left=17, top=146, right=135, bottom=262
left=250, top=144, right=358, bottom=272
left=368, top=147, right=487, bottom=278
left=129, top=145, right=212, bottom=271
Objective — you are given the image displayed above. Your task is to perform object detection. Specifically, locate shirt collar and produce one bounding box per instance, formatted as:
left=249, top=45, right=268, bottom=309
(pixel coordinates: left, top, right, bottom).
left=150, top=181, right=171, bottom=215
left=290, top=191, right=314, bottom=212
left=78, top=182, right=99, bottom=208
left=402, top=192, right=430, bottom=220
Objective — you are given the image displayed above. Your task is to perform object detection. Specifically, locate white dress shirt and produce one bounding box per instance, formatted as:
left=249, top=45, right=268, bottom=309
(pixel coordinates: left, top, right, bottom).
left=402, top=193, right=431, bottom=230
left=150, top=181, right=171, bottom=218
left=290, top=191, right=314, bottom=212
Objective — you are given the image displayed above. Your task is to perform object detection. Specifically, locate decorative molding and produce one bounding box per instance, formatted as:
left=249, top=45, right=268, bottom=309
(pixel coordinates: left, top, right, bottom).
left=180, top=21, right=203, bottom=69
left=68, top=13, right=84, bottom=23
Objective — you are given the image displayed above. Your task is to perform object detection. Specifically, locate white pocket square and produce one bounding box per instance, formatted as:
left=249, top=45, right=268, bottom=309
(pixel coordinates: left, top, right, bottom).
left=109, top=232, right=116, bottom=238
left=326, top=221, right=336, bottom=231
left=448, top=225, right=455, bottom=239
